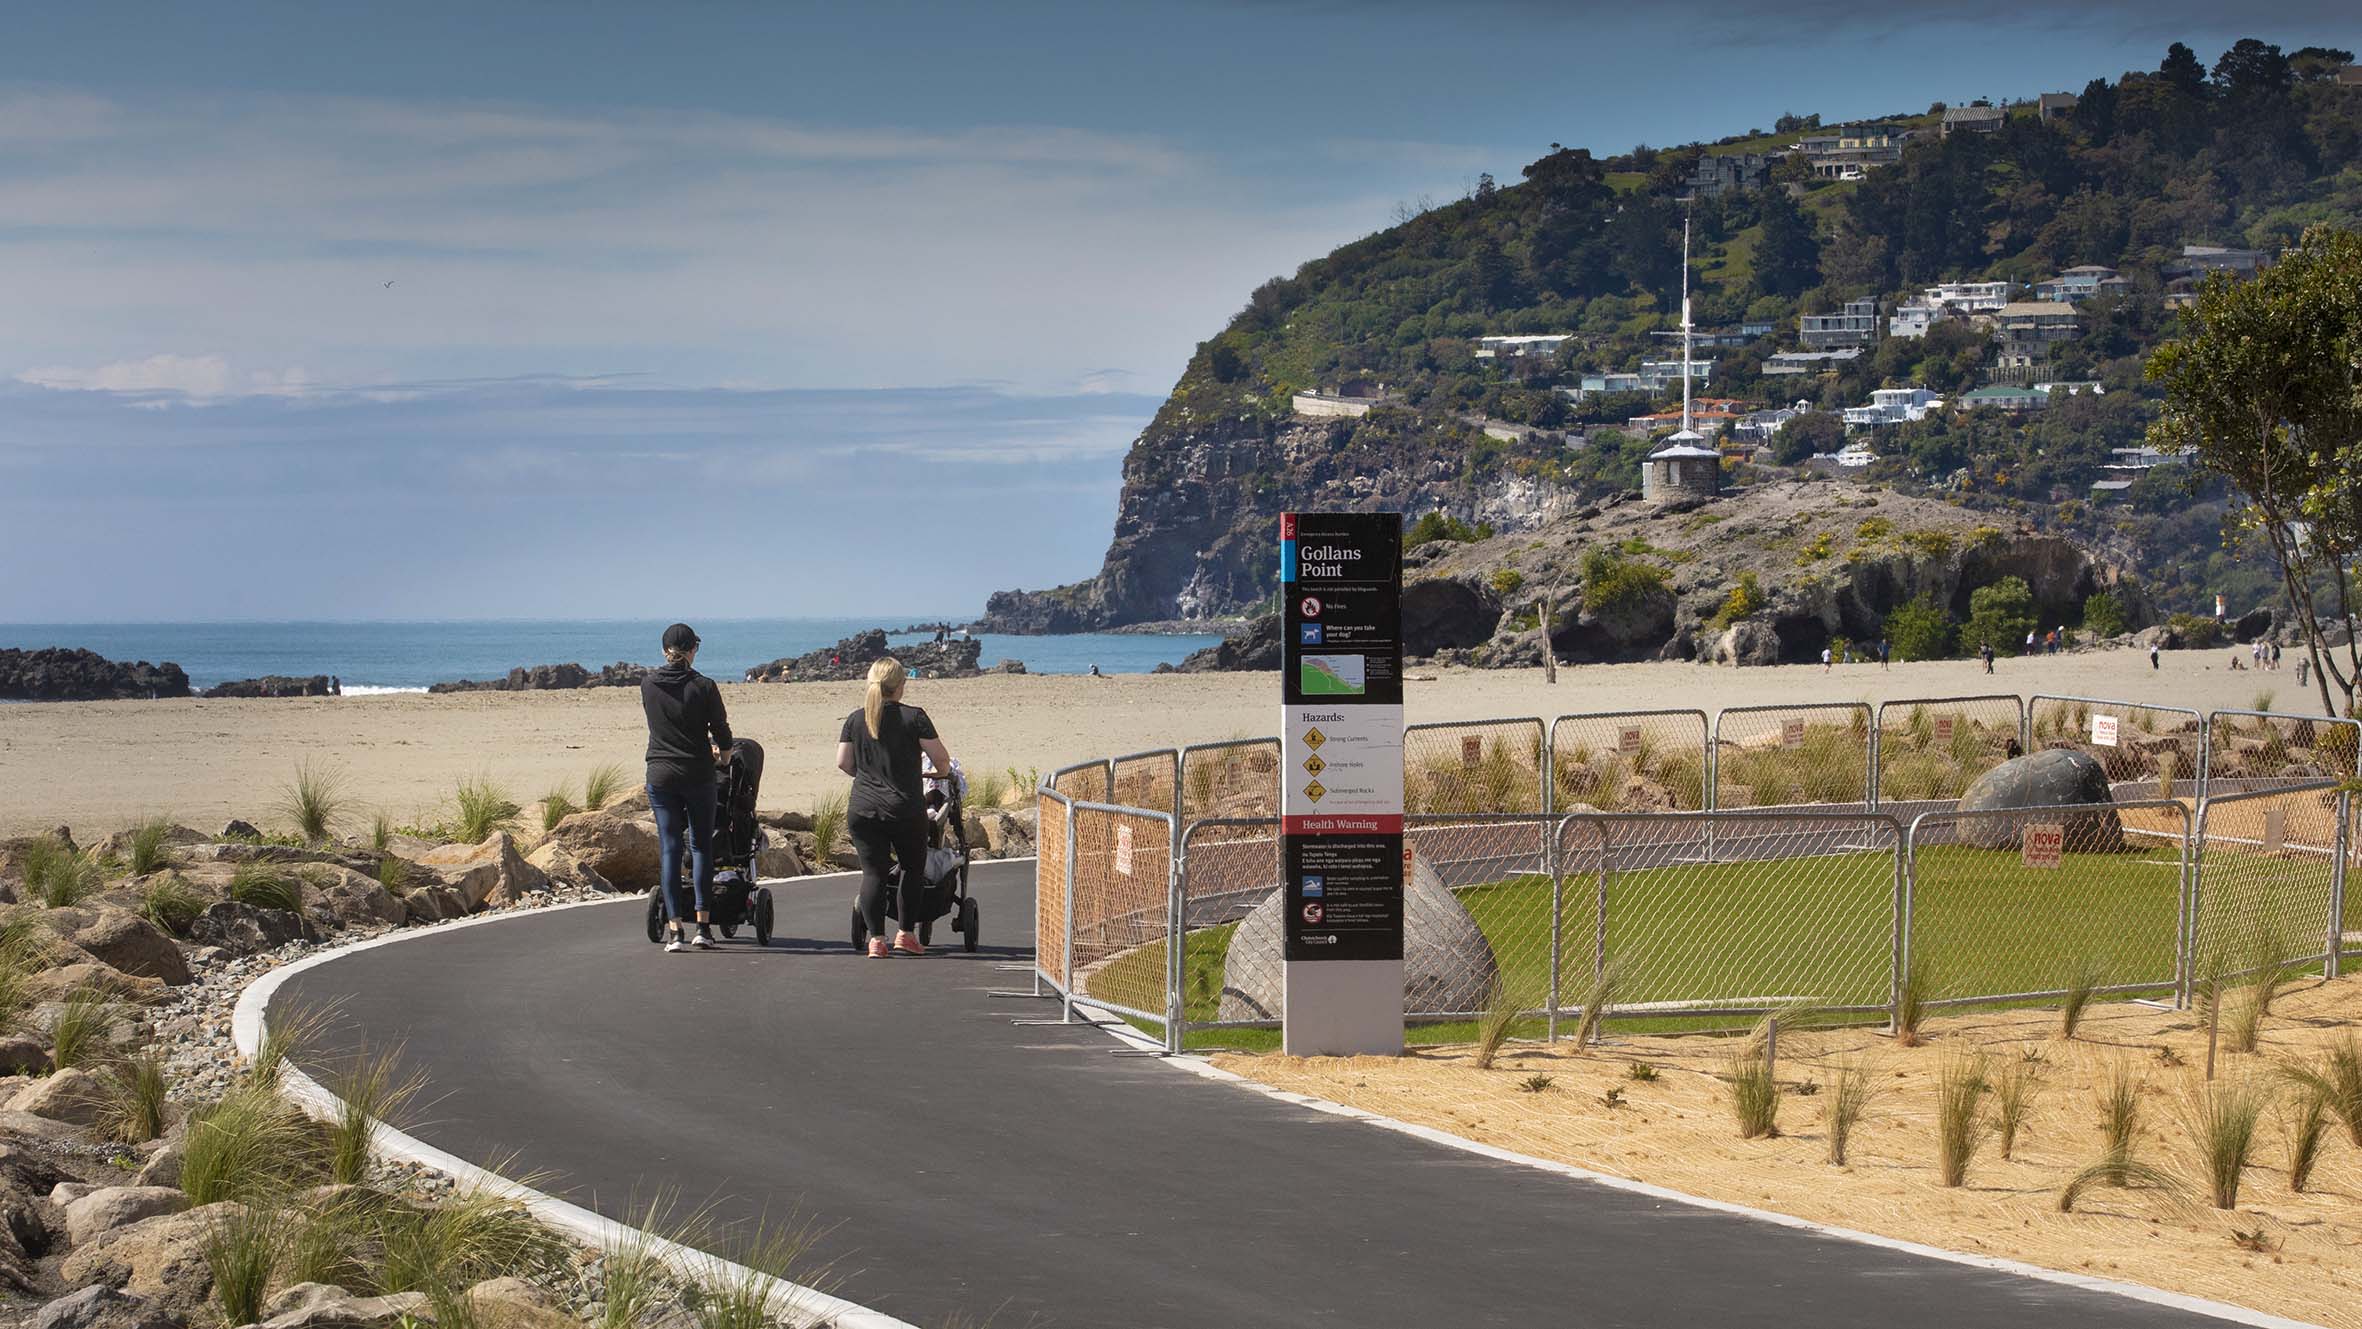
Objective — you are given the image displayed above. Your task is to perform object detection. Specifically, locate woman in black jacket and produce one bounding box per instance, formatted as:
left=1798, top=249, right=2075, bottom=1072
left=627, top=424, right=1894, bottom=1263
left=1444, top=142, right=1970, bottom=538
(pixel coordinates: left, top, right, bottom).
left=837, top=657, right=955, bottom=957
left=643, top=623, right=733, bottom=952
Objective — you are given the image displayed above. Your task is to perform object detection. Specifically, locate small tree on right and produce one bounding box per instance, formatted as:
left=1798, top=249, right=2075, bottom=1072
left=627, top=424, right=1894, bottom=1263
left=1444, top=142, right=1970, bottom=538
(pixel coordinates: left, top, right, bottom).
left=2147, top=224, right=2362, bottom=717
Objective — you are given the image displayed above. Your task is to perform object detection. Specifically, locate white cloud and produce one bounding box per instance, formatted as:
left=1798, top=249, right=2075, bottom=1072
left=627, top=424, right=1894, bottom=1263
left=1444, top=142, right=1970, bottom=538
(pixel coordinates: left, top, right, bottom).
left=19, top=353, right=234, bottom=398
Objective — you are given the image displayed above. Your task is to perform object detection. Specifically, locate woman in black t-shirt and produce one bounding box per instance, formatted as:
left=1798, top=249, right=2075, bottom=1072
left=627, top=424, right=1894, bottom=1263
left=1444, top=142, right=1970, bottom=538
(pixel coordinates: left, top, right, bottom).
left=837, top=658, right=955, bottom=957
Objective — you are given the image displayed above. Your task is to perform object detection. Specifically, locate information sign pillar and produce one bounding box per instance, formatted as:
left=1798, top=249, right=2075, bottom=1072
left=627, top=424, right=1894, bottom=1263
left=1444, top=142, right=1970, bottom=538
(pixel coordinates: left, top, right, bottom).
left=1279, top=511, right=1405, bottom=1056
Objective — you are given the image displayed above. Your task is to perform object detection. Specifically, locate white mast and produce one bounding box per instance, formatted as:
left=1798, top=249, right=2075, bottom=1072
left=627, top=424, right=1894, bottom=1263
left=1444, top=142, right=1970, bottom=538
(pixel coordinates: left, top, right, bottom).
left=1680, top=212, right=1694, bottom=436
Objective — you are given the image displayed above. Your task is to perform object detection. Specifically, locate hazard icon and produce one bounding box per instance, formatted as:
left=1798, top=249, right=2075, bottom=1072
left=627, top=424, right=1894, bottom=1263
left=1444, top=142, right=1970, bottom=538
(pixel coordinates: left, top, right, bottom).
left=1303, top=754, right=1326, bottom=776
left=1303, top=781, right=1327, bottom=802
left=1303, top=727, right=1326, bottom=749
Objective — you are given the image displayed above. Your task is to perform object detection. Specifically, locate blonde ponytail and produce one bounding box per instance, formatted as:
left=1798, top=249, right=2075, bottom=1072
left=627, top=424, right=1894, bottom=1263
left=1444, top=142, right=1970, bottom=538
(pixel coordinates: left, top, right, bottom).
left=864, top=658, right=907, bottom=739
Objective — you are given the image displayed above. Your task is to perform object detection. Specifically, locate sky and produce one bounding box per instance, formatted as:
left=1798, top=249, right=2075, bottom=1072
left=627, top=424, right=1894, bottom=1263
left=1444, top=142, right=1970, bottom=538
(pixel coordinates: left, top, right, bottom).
left=3, top=1, right=2356, bottom=621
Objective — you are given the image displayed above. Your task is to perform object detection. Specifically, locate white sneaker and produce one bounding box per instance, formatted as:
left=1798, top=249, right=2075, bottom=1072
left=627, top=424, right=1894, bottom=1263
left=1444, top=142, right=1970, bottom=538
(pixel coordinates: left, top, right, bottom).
left=692, top=930, right=717, bottom=950
left=665, top=936, right=686, bottom=953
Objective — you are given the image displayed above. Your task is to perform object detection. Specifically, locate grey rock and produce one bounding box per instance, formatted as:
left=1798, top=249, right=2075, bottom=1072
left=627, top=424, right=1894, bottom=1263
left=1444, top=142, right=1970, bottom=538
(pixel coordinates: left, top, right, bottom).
left=219, top=820, right=263, bottom=841
left=64, top=1187, right=190, bottom=1247
left=59, top=1201, right=245, bottom=1314
left=1709, top=619, right=1782, bottom=667
left=414, top=832, right=547, bottom=909
left=1955, top=749, right=2125, bottom=851
left=188, top=900, right=317, bottom=957
left=255, top=1291, right=429, bottom=1329
left=0, top=1036, right=50, bottom=1076
left=31, top=1285, right=186, bottom=1329
left=7, top=1068, right=110, bottom=1127
left=399, top=886, right=468, bottom=925
left=73, top=909, right=194, bottom=986
left=1217, top=858, right=1499, bottom=1022
left=132, top=1140, right=183, bottom=1190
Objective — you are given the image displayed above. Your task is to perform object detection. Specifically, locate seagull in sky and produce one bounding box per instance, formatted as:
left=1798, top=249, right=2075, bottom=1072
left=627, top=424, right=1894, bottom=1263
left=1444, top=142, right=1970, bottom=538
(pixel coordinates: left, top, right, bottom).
left=383, top=280, right=395, bottom=288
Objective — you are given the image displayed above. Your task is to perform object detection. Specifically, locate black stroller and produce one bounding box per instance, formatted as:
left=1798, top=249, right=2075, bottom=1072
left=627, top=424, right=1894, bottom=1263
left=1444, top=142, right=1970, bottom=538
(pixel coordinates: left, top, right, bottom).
left=849, top=769, right=978, bottom=953
left=643, top=738, right=776, bottom=947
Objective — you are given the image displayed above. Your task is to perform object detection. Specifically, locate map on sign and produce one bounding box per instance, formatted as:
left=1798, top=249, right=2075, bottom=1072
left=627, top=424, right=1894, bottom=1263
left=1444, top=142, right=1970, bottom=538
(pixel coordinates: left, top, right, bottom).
left=1299, top=654, right=1366, bottom=696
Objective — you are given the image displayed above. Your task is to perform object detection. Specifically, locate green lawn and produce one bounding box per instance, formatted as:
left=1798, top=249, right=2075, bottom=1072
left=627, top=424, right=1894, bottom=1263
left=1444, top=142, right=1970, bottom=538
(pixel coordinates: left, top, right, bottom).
left=1088, top=839, right=2236, bottom=1052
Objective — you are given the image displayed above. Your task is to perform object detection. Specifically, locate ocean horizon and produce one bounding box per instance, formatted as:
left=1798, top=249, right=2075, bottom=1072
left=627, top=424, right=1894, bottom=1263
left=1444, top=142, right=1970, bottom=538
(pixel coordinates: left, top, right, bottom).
left=0, top=618, right=1225, bottom=692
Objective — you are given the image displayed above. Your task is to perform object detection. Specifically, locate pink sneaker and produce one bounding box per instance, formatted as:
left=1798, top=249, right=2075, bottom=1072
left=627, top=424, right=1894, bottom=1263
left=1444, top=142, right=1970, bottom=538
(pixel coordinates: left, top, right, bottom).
left=866, top=938, right=890, bottom=959
left=894, top=930, right=926, bottom=955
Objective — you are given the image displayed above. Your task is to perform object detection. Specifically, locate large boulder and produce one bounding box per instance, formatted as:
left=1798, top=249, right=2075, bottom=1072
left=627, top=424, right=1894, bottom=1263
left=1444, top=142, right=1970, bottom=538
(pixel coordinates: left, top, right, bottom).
left=6, top=1068, right=109, bottom=1127
left=0, top=649, right=189, bottom=701
left=202, top=675, right=336, bottom=699
left=399, top=886, right=468, bottom=925
left=745, top=629, right=983, bottom=683
left=523, top=842, right=617, bottom=893
left=1708, top=619, right=1782, bottom=667
left=256, top=1286, right=428, bottom=1329
left=70, top=910, right=193, bottom=986
left=0, top=1037, right=50, bottom=1076
left=188, top=901, right=317, bottom=957
left=62, top=1188, right=189, bottom=1247
left=1955, top=749, right=2125, bottom=851
left=1174, top=615, right=1283, bottom=672
left=751, top=839, right=807, bottom=880
left=59, top=1202, right=243, bottom=1314
left=539, top=811, right=659, bottom=890
left=25, top=963, right=165, bottom=1006
left=1216, top=858, right=1499, bottom=1022
left=1402, top=577, right=1500, bottom=657
left=29, top=1285, right=185, bottom=1329
left=414, top=833, right=546, bottom=910
left=299, top=866, right=406, bottom=931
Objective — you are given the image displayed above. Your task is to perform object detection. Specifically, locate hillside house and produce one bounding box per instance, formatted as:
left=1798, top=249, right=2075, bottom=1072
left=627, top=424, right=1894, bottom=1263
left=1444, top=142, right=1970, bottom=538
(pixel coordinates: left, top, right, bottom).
left=2173, top=245, right=2270, bottom=279
left=1960, top=384, right=2045, bottom=411
left=1290, top=391, right=1389, bottom=419
left=1795, top=125, right=1905, bottom=179
left=2037, top=91, right=2080, bottom=122
left=2035, top=380, right=2103, bottom=398
left=1730, top=403, right=1809, bottom=446
left=1924, top=280, right=2012, bottom=315
left=1843, top=386, right=1942, bottom=428
left=1992, top=301, right=2080, bottom=378
left=1628, top=408, right=1740, bottom=437
left=2105, top=445, right=2189, bottom=472
left=1474, top=334, right=1574, bottom=359
left=1696, top=320, right=1776, bottom=348
left=1570, top=357, right=1714, bottom=401
left=1889, top=302, right=1945, bottom=339
left=1835, top=440, right=1880, bottom=468
left=2339, top=64, right=2362, bottom=88
left=1800, top=297, right=1880, bottom=349
left=1763, top=347, right=1863, bottom=376
left=2035, top=265, right=2128, bottom=303
left=1689, top=153, right=1770, bottom=198
left=1941, top=104, right=2007, bottom=137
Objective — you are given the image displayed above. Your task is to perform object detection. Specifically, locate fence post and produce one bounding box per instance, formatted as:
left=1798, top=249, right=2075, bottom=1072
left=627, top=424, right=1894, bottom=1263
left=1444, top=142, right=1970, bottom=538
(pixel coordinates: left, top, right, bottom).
left=1892, top=818, right=1912, bottom=1037
left=1546, top=818, right=1564, bottom=1043
left=1061, top=807, right=1080, bottom=1024
left=2330, top=789, right=2351, bottom=982
left=1592, top=820, right=1610, bottom=991
left=2177, top=803, right=2201, bottom=1010
left=1867, top=714, right=1882, bottom=814
left=1167, top=824, right=1186, bottom=1054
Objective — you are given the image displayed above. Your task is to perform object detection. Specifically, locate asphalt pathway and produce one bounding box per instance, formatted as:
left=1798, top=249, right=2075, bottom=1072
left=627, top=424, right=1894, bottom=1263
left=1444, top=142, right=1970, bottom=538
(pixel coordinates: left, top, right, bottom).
left=282, top=861, right=2259, bottom=1329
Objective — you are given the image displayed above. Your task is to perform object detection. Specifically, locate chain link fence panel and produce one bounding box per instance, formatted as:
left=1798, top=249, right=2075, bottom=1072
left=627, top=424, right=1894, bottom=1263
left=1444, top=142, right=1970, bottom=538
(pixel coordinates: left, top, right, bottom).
left=1402, top=816, right=1556, bottom=1022
left=2204, top=709, right=2361, bottom=796
left=1560, top=812, right=1902, bottom=1024
left=1179, top=817, right=1283, bottom=1033
left=1548, top=710, right=1709, bottom=813
left=2191, top=782, right=2344, bottom=985
left=1403, top=719, right=1547, bottom=814
left=1036, top=790, right=1073, bottom=994
left=1051, top=759, right=1111, bottom=803
left=1068, top=803, right=1176, bottom=1034
left=1111, top=749, right=1180, bottom=819
left=1713, top=703, right=1874, bottom=811
left=2029, top=695, right=2202, bottom=799
left=1875, top=694, right=2025, bottom=815
left=1904, top=800, right=2189, bottom=1010
left=1180, top=738, right=1281, bottom=828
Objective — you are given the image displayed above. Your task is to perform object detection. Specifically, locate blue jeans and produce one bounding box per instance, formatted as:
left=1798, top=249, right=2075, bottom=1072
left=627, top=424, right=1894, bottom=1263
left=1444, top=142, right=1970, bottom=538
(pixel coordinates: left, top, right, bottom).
left=648, top=781, right=716, bottom=925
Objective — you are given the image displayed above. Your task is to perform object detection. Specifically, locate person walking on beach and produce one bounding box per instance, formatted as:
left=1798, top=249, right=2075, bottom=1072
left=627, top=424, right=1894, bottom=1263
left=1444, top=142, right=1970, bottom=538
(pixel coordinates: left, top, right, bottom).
left=1878, top=638, right=1890, bottom=671
left=643, top=623, right=733, bottom=953
left=2150, top=641, right=2161, bottom=671
left=839, top=658, right=956, bottom=958
left=1820, top=646, right=1832, bottom=673
left=1980, top=642, right=1995, bottom=675
left=2298, top=655, right=2311, bottom=688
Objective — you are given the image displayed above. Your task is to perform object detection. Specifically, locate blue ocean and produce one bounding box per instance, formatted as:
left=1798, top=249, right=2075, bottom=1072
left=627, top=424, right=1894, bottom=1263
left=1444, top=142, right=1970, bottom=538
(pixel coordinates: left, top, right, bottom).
left=0, top=620, right=1224, bottom=692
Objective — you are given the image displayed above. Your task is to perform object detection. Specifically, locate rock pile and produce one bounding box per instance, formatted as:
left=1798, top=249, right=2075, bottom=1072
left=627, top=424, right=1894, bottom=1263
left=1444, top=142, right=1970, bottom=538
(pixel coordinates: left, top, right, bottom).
left=0, top=649, right=190, bottom=702
left=201, top=675, right=338, bottom=699
left=745, top=629, right=983, bottom=683
left=427, top=662, right=649, bottom=694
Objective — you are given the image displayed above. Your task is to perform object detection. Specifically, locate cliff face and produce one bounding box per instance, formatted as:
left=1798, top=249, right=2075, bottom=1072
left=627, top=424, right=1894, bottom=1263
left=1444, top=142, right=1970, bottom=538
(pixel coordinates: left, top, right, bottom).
left=981, top=411, right=1576, bottom=632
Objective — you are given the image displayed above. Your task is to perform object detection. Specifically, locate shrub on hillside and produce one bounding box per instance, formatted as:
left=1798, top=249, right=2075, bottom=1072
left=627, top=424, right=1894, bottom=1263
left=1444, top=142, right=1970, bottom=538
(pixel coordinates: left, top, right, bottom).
left=1965, top=577, right=2037, bottom=655
left=1885, top=593, right=1955, bottom=662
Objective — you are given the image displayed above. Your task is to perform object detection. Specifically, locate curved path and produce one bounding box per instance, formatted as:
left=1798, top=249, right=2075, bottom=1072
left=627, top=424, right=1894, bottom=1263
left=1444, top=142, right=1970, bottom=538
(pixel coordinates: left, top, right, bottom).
left=281, top=861, right=2287, bottom=1329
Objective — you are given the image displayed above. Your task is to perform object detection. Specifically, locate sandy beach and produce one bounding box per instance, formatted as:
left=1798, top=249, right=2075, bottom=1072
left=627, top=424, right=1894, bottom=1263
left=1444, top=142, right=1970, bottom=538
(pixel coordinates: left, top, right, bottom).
left=0, top=647, right=2322, bottom=838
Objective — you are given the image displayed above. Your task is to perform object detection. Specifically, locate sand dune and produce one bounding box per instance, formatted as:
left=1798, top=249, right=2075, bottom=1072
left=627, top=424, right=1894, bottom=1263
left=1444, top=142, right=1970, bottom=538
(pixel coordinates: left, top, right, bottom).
left=0, top=647, right=2321, bottom=839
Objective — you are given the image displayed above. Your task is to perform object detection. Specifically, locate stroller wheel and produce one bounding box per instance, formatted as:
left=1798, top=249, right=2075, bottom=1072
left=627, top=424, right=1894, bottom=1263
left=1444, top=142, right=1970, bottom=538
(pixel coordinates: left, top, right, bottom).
left=959, top=896, right=979, bottom=953
left=918, top=919, right=933, bottom=947
left=720, top=922, right=740, bottom=940
left=850, top=906, right=867, bottom=951
left=754, top=889, right=774, bottom=947
left=644, top=890, right=666, bottom=944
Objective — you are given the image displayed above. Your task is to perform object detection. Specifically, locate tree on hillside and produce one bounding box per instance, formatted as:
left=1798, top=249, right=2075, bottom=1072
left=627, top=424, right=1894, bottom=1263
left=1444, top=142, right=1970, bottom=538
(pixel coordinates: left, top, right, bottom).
left=1966, top=577, right=2038, bottom=656
left=1771, top=411, right=1843, bottom=464
left=1753, top=186, right=1822, bottom=298
left=2147, top=224, right=2362, bottom=716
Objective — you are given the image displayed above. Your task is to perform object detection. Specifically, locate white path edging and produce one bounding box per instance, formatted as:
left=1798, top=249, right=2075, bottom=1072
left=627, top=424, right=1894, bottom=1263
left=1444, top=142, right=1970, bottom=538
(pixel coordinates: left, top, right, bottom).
left=232, top=878, right=925, bottom=1329
left=1066, top=999, right=2325, bottom=1329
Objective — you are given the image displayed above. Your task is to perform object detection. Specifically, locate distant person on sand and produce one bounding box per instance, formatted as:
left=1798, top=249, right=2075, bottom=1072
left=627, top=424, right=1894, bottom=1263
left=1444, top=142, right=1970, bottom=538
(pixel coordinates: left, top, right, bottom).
left=1089, top=663, right=1104, bottom=677
left=2150, top=642, right=2161, bottom=671
left=1820, top=646, right=1832, bottom=673
left=1878, top=638, right=1890, bottom=670
left=1979, top=642, right=1995, bottom=674
left=2298, top=655, right=2310, bottom=688
left=838, top=658, right=956, bottom=959
left=643, top=623, right=733, bottom=953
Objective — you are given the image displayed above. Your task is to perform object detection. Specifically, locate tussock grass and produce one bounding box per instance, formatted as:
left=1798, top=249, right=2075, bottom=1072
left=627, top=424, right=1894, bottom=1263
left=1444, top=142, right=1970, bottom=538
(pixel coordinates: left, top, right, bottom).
left=2281, top=1085, right=2330, bottom=1193
left=1893, top=961, right=1934, bottom=1048
left=137, top=874, right=206, bottom=937
left=969, top=768, right=1011, bottom=808
left=326, top=1045, right=427, bottom=1185
left=450, top=775, right=520, bottom=844
left=810, top=793, right=847, bottom=863
left=101, top=1050, right=170, bottom=1143
left=279, top=758, right=347, bottom=842
left=285, top=1189, right=381, bottom=1292
left=228, top=862, right=305, bottom=914
left=124, top=816, right=177, bottom=875
left=250, top=998, right=339, bottom=1091
left=1934, top=1053, right=1991, bottom=1187
left=1568, top=963, right=1618, bottom=1051
left=539, top=784, right=578, bottom=835
left=2058, top=1158, right=2187, bottom=1213
left=2181, top=1075, right=2273, bottom=1209
left=2097, top=1057, right=2144, bottom=1168
left=1725, top=1022, right=1780, bottom=1140
left=204, top=1203, right=288, bottom=1326
left=2059, top=958, right=2103, bottom=1040
left=581, top=762, right=627, bottom=811
left=599, top=1196, right=696, bottom=1329
left=22, top=835, right=102, bottom=908
left=181, top=1083, right=325, bottom=1205
left=1824, top=1056, right=1878, bottom=1165
left=377, top=855, right=411, bottom=892
left=378, top=1181, right=565, bottom=1296
left=687, top=1216, right=834, bottom=1329
left=370, top=809, right=394, bottom=854
left=1470, top=977, right=1523, bottom=1071
left=2277, top=1033, right=2362, bottom=1146
left=1991, top=1054, right=2043, bottom=1161
left=49, top=989, right=120, bottom=1070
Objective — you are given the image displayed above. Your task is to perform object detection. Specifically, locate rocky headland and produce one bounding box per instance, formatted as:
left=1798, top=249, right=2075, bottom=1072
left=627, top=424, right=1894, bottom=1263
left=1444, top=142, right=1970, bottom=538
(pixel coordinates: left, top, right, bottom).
left=0, top=649, right=190, bottom=702
left=744, top=628, right=991, bottom=683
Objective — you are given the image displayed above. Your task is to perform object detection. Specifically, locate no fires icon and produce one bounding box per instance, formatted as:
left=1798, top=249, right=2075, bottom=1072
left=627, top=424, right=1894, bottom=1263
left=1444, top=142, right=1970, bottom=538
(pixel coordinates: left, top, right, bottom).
left=1299, top=596, right=1322, bottom=618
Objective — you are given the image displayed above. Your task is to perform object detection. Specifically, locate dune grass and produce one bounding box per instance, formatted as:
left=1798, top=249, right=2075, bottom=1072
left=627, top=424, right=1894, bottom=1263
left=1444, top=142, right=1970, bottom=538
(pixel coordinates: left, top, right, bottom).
left=599, top=1196, right=694, bottom=1329
left=2277, top=1033, right=2362, bottom=1146
left=1991, top=1053, right=2043, bottom=1161
left=377, top=855, right=412, bottom=891
left=539, top=784, right=578, bottom=835
left=249, top=997, right=340, bottom=1092
left=182, top=1083, right=325, bottom=1205
left=48, top=989, right=120, bottom=1070
left=581, top=762, right=628, bottom=812
left=124, top=815, right=178, bottom=875
left=370, top=809, right=395, bottom=853
left=2281, top=1084, right=2330, bottom=1193
left=685, top=1216, right=834, bottom=1329
left=22, top=835, right=102, bottom=908
left=2058, top=1157, right=2186, bottom=1213
left=1934, top=1053, right=1991, bottom=1187
left=450, top=775, right=521, bottom=844
left=228, top=862, right=306, bottom=914
left=204, top=1204, right=289, bottom=1326
left=1824, top=1055, right=1878, bottom=1165
left=2182, top=1075, right=2272, bottom=1209
left=810, top=793, right=847, bottom=863
left=1568, top=963, right=1618, bottom=1050
left=377, top=1181, right=565, bottom=1296
left=325, top=1045, right=427, bottom=1185
left=2097, top=1057, right=2144, bottom=1169
left=136, top=874, right=207, bottom=937
left=1725, top=1020, right=1780, bottom=1140
left=2059, top=958, right=2103, bottom=1040
left=101, top=1050, right=170, bottom=1143
left=279, top=758, right=348, bottom=842
left=969, top=767, right=1011, bottom=809
left=1470, top=977, right=1524, bottom=1071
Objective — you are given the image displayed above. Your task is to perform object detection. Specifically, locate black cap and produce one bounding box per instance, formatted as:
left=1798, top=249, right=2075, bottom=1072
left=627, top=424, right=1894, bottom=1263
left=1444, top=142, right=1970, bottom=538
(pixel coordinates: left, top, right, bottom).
left=662, top=623, right=700, bottom=651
